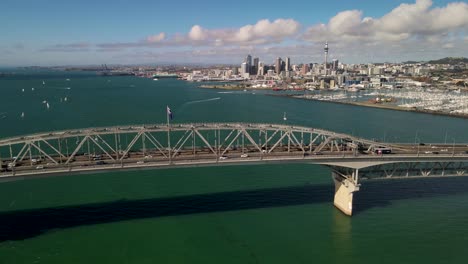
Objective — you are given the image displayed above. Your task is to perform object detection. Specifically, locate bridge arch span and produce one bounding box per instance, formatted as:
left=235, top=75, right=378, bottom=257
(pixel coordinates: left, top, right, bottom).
left=1, top=122, right=467, bottom=216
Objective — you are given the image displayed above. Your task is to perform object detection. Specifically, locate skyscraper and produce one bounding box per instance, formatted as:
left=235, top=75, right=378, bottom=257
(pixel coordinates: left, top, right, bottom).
left=332, top=59, right=339, bottom=70
left=258, top=62, right=264, bottom=76
left=241, top=62, right=247, bottom=75
left=285, top=57, right=290, bottom=72
left=275, top=57, right=282, bottom=75
left=253, top=57, right=259, bottom=75
left=301, top=64, right=309, bottom=75
left=245, top=54, right=252, bottom=75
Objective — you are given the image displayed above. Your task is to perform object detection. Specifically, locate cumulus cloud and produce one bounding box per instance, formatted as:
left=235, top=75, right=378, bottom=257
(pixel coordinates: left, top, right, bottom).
left=146, top=32, right=166, bottom=43
left=302, top=0, right=468, bottom=43
left=230, top=19, right=300, bottom=43
left=182, top=19, right=300, bottom=45
left=188, top=25, right=207, bottom=41
left=94, top=18, right=300, bottom=50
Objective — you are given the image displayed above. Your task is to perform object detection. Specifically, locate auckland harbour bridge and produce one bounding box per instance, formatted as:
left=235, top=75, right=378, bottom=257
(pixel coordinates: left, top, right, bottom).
left=1, top=122, right=468, bottom=216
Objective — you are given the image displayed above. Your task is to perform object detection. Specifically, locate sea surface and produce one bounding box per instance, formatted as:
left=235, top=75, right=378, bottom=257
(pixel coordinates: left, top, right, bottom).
left=0, top=70, right=468, bottom=263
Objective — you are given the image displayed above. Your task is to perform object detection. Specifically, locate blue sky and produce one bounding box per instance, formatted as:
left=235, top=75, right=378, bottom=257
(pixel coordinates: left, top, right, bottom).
left=1, top=0, right=467, bottom=66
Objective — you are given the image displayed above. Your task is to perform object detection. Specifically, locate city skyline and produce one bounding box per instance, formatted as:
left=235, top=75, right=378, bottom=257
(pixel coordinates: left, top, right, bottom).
left=1, top=0, right=467, bottom=66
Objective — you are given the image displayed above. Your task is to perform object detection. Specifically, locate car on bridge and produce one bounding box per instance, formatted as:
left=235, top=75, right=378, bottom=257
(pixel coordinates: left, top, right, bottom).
left=374, top=147, right=392, bottom=154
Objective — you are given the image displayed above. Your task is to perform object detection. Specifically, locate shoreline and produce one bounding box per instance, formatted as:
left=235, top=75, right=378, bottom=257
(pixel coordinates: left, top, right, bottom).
left=199, top=84, right=270, bottom=90
left=268, top=94, right=468, bottom=120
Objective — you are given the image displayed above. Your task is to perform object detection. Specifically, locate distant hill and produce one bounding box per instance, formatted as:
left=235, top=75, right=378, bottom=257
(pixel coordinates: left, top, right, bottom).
left=402, top=60, right=423, bottom=64
left=427, top=57, right=468, bottom=64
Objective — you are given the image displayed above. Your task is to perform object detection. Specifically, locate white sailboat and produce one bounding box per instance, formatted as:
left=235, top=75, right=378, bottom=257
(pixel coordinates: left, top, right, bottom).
left=46, top=102, right=50, bottom=109
left=42, top=81, right=45, bottom=85
left=21, top=112, right=25, bottom=119
left=31, top=87, right=35, bottom=91
left=283, top=112, right=287, bottom=121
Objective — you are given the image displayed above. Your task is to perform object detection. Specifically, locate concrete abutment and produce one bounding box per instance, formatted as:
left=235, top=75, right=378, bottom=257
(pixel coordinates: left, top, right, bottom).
left=332, top=170, right=360, bottom=216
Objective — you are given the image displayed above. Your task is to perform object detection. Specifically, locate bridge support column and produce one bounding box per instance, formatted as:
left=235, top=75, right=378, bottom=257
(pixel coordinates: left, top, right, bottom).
left=332, top=170, right=360, bottom=216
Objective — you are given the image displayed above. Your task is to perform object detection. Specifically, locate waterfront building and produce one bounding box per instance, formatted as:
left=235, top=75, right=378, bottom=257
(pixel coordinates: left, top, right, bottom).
left=337, top=74, right=346, bottom=86
left=241, top=62, right=247, bottom=75
left=285, top=57, right=290, bottom=72
left=267, top=69, right=275, bottom=77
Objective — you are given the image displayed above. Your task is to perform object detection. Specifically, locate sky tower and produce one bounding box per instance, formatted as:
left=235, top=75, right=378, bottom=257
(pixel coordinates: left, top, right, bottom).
left=324, top=41, right=329, bottom=76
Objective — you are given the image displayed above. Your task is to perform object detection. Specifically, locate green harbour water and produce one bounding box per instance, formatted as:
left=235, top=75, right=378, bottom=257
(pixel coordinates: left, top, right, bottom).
left=1, top=70, right=468, bottom=263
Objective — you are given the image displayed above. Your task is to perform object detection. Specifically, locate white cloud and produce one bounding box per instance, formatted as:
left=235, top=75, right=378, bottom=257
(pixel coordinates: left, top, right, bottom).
left=302, top=0, right=468, bottom=43
left=188, top=25, right=207, bottom=41
left=146, top=32, right=166, bottom=43
left=163, top=18, right=300, bottom=46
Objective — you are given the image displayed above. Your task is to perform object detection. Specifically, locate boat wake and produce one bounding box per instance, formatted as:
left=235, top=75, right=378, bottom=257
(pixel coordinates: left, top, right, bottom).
left=185, top=97, right=221, bottom=105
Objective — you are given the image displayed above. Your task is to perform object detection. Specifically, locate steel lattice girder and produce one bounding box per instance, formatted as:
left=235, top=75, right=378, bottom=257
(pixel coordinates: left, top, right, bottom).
left=0, top=123, right=384, bottom=162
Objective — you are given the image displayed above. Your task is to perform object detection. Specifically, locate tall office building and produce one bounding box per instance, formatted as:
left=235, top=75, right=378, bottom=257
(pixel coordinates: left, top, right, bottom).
left=253, top=57, right=259, bottom=75
left=241, top=62, right=247, bottom=75
left=285, top=57, right=290, bottom=72
left=301, top=64, right=309, bottom=75
left=258, top=62, right=264, bottom=76
left=245, top=54, right=252, bottom=75
left=332, top=59, right=339, bottom=70
left=275, top=57, right=282, bottom=75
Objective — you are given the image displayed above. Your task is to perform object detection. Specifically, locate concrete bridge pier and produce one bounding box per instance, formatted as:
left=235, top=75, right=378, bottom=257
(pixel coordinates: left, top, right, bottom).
left=332, top=169, right=360, bottom=216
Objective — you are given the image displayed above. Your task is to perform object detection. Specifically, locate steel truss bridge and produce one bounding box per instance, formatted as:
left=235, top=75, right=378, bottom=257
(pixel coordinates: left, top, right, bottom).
left=1, top=122, right=467, bottom=215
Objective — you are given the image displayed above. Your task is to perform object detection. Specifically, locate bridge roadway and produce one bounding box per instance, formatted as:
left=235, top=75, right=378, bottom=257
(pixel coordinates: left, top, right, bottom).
left=1, top=122, right=467, bottom=215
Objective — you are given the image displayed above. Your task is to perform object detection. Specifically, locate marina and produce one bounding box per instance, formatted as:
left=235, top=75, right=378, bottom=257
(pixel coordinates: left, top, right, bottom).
left=271, top=87, right=468, bottom=119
